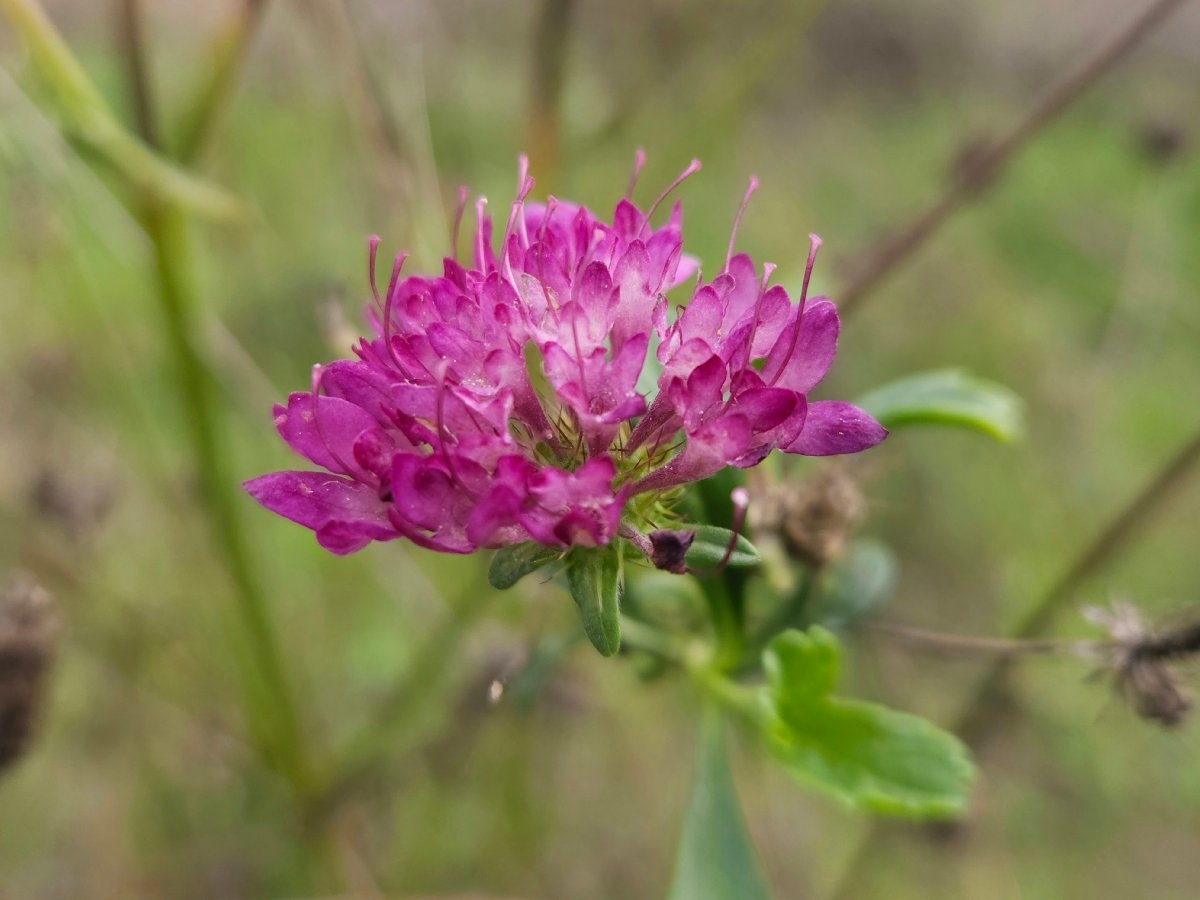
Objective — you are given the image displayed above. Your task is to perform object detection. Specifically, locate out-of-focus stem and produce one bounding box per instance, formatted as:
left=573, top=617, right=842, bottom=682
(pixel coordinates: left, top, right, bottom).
left=172, top=0, right=268, bottom=165
left=141, top=198, right=310, bottom=790
left=527, top=0, right=576, bottom=193
left=115, top=0, right=157, bottom=145
left=837, top=0, right=1189, bottom=318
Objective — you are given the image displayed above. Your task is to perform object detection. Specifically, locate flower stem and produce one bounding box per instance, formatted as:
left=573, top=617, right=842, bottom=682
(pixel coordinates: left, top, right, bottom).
left=837, top=0, right=1188, bottom=318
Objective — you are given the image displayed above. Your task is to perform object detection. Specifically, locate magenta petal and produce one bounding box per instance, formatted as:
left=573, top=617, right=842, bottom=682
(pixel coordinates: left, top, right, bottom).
left=244, top=471, right=393, bottom=553
left=466, top=484, right=526, bottom=547
left=760, top=299, right=840, bottom=393
left=729, top=387, right=797, bottom=433
left=784, top=401, right=887, bottom=456
left=276, top=392, right=379, bottom=474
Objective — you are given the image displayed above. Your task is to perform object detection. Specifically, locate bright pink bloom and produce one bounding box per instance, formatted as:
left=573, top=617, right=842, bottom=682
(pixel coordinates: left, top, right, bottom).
left=246, top=157, right=885, bottom=556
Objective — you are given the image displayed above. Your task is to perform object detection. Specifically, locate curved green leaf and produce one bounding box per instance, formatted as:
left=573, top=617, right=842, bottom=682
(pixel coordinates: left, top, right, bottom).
left=857, top=368, right=1024, bottom=442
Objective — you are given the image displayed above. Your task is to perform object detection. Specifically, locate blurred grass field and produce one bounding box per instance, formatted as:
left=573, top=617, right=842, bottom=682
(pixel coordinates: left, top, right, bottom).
left=2, top=1, right=1200, bottom=897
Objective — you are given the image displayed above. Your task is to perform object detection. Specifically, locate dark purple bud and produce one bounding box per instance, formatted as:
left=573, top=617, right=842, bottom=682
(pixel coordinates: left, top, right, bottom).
left=649, top=529, right=696, bottom=575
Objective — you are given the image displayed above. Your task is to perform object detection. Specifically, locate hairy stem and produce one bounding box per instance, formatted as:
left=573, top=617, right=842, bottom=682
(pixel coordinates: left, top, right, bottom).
left=837, top=0, right=1188, bottom=318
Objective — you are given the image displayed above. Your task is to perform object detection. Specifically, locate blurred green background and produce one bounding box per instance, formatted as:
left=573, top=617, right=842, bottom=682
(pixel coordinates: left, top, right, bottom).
left=2, top=0, right=1200, bottom=897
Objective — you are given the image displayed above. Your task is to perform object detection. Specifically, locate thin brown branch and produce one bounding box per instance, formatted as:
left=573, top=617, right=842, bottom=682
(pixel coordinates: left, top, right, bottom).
left=837, top=0, right=1189, bottom=318
left=869, top=620, right=1085, bottom=658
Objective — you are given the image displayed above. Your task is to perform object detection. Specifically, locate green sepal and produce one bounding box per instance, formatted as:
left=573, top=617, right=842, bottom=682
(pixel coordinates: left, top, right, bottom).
left=488, top=542, right=561, bottom=590
left=565, top=545, right=622, bottom=657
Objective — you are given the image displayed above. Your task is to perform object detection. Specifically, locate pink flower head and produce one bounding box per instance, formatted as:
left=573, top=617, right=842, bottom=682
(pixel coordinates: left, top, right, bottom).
left=245, top=156, right=885, bottom=556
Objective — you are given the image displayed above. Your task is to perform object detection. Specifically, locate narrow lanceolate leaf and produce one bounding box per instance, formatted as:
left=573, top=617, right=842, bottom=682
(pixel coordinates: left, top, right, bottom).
left=667, top=709, right=772, bottom=900
left=856, top=368, right=1024, bottom=442
left=565, top=546, right=622, bottom=657
left=488, top=542, right=561, bottom=590
left=759, top=628, right=974, bottom=818
left=684, top=526, right=762, bottom=570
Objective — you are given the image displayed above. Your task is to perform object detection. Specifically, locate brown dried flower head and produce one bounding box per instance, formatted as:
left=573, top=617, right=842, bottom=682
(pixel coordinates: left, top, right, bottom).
left=749, top=464, right=866, bottom=569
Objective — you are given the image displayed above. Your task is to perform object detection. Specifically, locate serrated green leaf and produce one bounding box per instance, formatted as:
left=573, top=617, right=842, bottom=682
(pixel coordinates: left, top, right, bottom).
left=667, top=709, right=772, bottom=900
left=809, top=540, right=898, bottom=631
left=565, top=546, right=622, bottom=656
left=759, top=628, right=974, bottom=818
left=685, top=526, right=762, bottom=570
left=488, top=542, right=561, bottom=590
left=857, top=368, right=1024, bottom=442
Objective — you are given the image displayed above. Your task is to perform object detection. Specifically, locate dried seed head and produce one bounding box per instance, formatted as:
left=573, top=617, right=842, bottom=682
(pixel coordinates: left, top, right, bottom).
left=1084, top=601, right=1196, bottom=729
left=0, top=575, right=61, bottom=772
left=750, top=464, right=866, bottom=569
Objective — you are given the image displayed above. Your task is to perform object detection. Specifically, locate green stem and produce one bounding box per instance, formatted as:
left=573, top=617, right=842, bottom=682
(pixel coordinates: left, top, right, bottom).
left=142, top=198, right=309, bottom=790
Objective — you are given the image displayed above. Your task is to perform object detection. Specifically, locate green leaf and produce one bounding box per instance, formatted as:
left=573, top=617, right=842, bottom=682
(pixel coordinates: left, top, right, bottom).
left=808, top=540, right=898, bottom=631
left=488, top=542, right=561, bottom=590
left=685, top=526, right=762, bottom=570
left=565, top=546, right=622, bottom=657
left=759, top=628, right=974, bottom=818
left=857, top=368, right=1024, bottom=442
left=667, top=708, right=772, bottom=900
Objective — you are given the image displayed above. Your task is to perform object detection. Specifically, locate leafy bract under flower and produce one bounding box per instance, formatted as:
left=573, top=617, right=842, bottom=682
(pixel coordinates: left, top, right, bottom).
left=245, top=157, right=886, bottom=557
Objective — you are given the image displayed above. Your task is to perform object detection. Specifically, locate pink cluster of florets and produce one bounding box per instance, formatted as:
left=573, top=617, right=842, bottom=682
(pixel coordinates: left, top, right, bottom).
left=245, top=156, right=885, bottom=556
